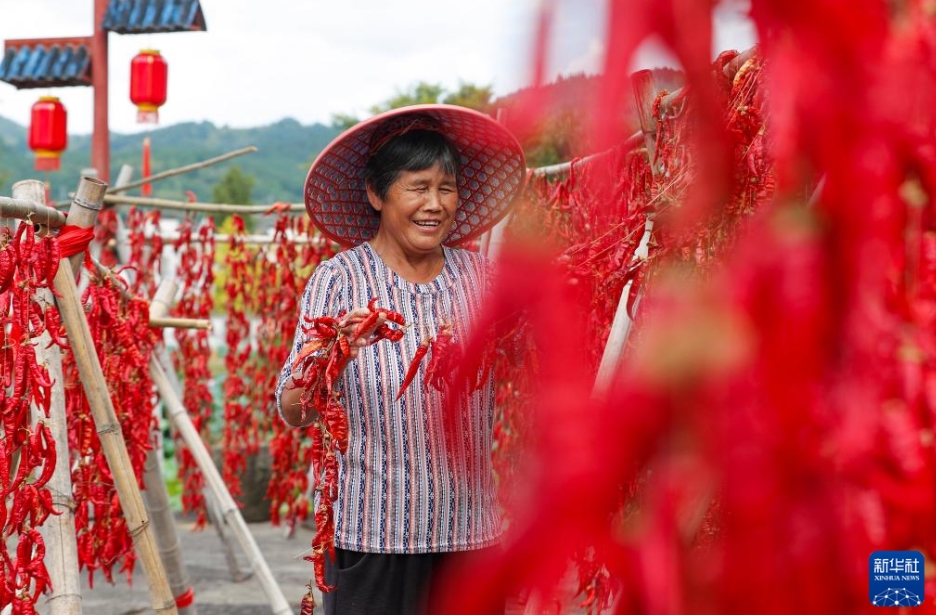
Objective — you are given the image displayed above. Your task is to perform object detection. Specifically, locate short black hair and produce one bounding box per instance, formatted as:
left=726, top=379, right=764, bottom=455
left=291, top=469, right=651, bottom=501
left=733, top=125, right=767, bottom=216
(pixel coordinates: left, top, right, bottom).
left=363, top=129, right=460, bottom=201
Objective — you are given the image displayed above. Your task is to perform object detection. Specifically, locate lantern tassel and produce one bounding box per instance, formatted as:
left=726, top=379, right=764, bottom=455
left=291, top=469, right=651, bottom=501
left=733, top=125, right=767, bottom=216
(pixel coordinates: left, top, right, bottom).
left=34, top=152, right=61, bottom=172
left=137, top=108, right=159, bottom=124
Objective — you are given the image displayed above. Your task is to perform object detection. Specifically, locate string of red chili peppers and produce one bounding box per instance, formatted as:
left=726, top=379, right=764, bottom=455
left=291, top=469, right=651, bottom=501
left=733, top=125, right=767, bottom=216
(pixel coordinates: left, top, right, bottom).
left=64, top=257, right=160, bottom=588
left=171, top=215, right=216, bottom=527
left=292, top=298, right=407, bottom=607
left=0, top=221, right=59, bottom=614
left=124, top=206, right=164, bottom=298
left=263, top=215, right=333, bottom=534
left=221, top=215, right=259, bottom=501
left=481, top=53, right=772, bottom=615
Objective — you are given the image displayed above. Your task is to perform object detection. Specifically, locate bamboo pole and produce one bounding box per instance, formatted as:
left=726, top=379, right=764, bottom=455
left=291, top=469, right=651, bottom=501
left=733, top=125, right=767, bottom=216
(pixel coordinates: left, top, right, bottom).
left=102, top=194, right=305, bottom=215
left=0, top=195, right=67, bottom=227
left=13, top=180, right=83, bottom=615
left=149, top=360, right=293, bottom=615
left=116, top=230, right=330, bottom=247
left=52, top=177, right=178, bottom=615
left=149, top=316, right=212, bottom=331
left=106, top=147, right=259, bottom=195
left=203, top=487, right=253, bottom=582
left=146, top=324, right=254, bottom=583
left=529, top=131, right=644, bottom=178
left=143, top=280, right=199, bottom=615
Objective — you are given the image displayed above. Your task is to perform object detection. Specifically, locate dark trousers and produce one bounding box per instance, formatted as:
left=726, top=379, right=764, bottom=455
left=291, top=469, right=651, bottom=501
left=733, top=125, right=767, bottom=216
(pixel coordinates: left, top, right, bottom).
left=323, top=546, right=505, bottom=615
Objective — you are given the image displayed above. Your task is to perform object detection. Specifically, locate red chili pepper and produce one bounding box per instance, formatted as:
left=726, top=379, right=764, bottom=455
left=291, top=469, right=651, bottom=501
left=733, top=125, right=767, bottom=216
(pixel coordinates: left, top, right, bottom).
left=0, top=246, right=13, bottom=294
left=300, top=586, right=316, bottom=615
left=425, top=324, right=454, bottom=392
left=352, top=311, right=380, bottom=341
left=396, top=338, right=430, bottom=401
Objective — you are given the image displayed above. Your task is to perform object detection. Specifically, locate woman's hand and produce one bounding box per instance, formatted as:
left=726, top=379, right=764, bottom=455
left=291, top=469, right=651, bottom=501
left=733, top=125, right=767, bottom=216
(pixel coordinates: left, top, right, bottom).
left=338, top=307, right=386, bottom=359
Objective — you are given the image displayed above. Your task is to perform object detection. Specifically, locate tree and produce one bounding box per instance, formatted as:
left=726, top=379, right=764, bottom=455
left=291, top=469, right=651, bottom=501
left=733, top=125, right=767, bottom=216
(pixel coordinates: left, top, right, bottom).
left=443, top=82, right=493, bottom=112
left=369, top=82, right=445, bottom=114
left=213, top=165, right=255, bottom=205
left=330, top=113, right=359, bottom=132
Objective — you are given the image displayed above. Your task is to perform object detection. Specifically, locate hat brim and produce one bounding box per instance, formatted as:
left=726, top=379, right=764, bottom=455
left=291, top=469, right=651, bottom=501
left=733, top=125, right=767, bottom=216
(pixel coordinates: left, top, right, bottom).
left=305, top=104, right=526, bottom=248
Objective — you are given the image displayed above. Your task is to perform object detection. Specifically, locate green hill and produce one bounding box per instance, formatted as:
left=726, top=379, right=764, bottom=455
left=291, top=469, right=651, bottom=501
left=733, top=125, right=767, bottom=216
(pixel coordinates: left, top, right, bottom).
left=0, top=116, right=341, bottom=205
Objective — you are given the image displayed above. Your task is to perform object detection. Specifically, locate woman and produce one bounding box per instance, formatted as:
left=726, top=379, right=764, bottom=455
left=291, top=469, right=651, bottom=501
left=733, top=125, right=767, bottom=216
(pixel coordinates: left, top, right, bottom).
left=276, top=104, right=525, bottom=614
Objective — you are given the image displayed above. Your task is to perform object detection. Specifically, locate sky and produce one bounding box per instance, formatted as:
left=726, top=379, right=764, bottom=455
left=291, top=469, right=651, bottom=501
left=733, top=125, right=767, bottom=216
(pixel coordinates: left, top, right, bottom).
left=0, top=0, right=757, bottom=135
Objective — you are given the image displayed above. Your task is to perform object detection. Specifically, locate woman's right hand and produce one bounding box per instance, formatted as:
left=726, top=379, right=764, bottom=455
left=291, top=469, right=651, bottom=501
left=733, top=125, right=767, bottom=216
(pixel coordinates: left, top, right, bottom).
left=338, top=307, right=386, bottom=359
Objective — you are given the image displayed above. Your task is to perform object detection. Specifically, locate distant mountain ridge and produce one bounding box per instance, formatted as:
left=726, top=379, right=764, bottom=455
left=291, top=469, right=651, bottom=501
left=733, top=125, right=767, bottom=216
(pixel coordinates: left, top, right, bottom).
left=0, top=73, right=677, bottom=203
left=0, top=116, right=341, bottom=205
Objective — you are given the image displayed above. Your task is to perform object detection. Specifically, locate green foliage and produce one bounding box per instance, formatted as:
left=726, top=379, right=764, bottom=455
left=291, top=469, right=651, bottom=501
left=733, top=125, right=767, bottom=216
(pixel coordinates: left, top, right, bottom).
left=370, top=82, right=445, bottom=114
left=330, top=80, right=495, bottom=142
left=0, top=116, right=341, bottom=207
left=443, top=82, right=493, bottom=112
left=330, top=113, right=359, bottom=131
left=522, top=110, right=584, bottom=168
left=0, top=72, right=643, bottom=204
left=213, top=165, right=255, bottom=205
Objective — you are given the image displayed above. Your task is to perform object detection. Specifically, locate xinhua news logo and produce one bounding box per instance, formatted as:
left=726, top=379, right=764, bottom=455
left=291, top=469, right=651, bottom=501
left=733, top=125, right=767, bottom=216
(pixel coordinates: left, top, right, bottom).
left=869, top=551, right=925, bottom=607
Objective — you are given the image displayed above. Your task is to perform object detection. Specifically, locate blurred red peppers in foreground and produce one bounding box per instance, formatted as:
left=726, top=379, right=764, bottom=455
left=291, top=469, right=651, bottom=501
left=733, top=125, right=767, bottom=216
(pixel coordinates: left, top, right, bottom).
left=434, top=0, right=936, bottom=613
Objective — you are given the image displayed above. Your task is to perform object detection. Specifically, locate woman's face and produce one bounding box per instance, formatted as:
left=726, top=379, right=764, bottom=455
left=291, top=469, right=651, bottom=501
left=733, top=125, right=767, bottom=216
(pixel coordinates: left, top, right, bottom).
left=367, top=162, right=458, bottom=257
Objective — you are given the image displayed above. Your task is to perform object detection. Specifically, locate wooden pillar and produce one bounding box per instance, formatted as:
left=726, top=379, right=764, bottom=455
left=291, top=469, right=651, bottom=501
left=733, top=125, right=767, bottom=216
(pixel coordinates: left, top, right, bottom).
left=91, top=0, right=110, bottom=182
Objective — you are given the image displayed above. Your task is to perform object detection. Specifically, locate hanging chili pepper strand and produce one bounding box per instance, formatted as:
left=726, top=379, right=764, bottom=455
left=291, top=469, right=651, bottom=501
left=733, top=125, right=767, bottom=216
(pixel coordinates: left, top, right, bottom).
left=124, top=206, right=163, bottom=297
left=221, top=215, right=257, bottom=499
left=92, top=208, right=121, bottom=269
left=265, top=214, right=330, bottom=534
left=0, top=221, right=64, bottom=614
left=290, top=301, right=406, bottom=593
left=171, top=215, right=215, bottom=526
left=62, top=257, right=160, bottom=588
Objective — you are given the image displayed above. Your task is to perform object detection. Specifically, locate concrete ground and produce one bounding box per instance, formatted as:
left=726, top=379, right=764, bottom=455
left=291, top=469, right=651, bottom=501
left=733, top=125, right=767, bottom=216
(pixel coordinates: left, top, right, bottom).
left=33, top=514, right=322, bottom=615
left=30, top=514, right=538, bottom=615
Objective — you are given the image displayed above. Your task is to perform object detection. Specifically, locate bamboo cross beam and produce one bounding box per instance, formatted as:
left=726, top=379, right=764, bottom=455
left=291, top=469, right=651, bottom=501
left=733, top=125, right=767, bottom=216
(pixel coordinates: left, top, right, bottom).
left=52, top=176, right=178, bottom=615
left=81, top=256, right=211, bottom=330
left=115, top=229, right=331, bottom=247
left=106, top=146, right=259, bottom=195
left=529, top=131, right=644, bottom=178
left=102, top=193, right=305, bottom=214
left=149, top=316, right=212, bottom=330
left=0, top=194, right=67, bottom=227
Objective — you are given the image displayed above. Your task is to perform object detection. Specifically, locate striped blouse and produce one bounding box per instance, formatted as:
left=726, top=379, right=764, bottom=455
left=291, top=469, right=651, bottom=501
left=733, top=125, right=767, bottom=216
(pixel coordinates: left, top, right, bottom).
left=275, top=242, right=500, bottom=554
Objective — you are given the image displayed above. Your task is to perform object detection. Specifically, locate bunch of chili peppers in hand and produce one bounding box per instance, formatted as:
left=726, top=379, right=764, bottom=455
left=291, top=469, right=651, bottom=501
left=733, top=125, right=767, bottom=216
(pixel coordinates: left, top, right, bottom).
left=291, top=299, right=405, bottom=595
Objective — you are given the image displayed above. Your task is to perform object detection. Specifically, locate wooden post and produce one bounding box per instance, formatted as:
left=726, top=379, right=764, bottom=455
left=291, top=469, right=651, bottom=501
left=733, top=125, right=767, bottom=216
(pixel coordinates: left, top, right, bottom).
left=149, top=361, right=293, bottom=615
left=53, top=177, right=177, bottom=615
left=91, top=0, right=110, bottom=182
left=13, top=180, right=83, bottom=615
left=631, top=69, right=660, bottom=163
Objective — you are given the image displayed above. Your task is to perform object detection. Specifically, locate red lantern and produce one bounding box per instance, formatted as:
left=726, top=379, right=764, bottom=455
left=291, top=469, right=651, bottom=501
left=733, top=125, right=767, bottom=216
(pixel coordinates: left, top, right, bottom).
left=28, top=96, right=67, bottom=172
left=130, top=49, right=168, bottom=124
